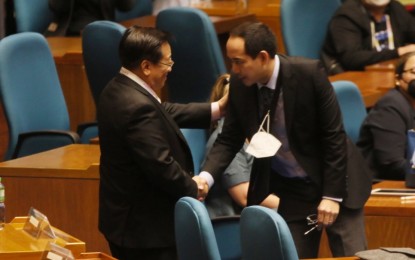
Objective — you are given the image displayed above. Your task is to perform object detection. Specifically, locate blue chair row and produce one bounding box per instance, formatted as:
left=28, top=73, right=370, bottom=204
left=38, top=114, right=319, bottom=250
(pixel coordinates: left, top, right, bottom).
left=0, top=32, right=84, bottom=160
left=13, top=0, right=152, bottom=34
left=331, top=80, right=367, bottom=144
left=175, top=196, right=299, bottom=260
left=281, top=0, right=341, bottom=59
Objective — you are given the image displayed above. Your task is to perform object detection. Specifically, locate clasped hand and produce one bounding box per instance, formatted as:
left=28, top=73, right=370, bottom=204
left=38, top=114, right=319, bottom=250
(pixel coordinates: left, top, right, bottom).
left=192, top=176, right=209, bottom=201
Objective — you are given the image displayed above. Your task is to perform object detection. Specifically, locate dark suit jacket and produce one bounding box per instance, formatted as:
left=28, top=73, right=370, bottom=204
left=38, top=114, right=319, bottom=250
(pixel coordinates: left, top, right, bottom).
left=97, top=74, right=211, bottom=248
left=358, top=88, right=415, bottom=180
left=202, top=55, right=372, bottom=210
left=46, top=0, right=135, bottom=36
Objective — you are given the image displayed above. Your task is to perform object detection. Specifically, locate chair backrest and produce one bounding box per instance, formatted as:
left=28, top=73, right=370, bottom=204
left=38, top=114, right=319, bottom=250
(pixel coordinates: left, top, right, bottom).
left=115, top=0, right=153, bottom=22
left=180, top=128, right=208, bottom=173
left=175, top=196, right=222, bottom=260
left=14, top=0, right=53, bottom=33
left=332, top=80, right=367, bottom=143
left=240, top=206, right=299, bottom=260
left=156, top=7, right=226, bottom=103
left=0, top=32, right=71, bottom=159
left=212, top=216, right=241, bottom=260
left=82, top=21, right=126, bottom=107
left=281, top=0, right=341, bottom=59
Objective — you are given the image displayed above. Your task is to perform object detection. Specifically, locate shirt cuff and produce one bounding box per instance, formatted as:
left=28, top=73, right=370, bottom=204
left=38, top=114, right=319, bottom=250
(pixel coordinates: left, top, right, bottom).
left=322, top=196, right=343, bottom=203
left=211, top=102, right=221, bottom=121
left=198, top=171, right=214, bottom=188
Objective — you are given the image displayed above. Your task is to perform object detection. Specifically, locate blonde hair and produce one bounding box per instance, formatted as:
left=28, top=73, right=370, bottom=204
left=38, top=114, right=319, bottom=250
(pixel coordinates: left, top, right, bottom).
left=209, top=73, right=230, bottom=102
left=209, top=73, right=230, bottom=131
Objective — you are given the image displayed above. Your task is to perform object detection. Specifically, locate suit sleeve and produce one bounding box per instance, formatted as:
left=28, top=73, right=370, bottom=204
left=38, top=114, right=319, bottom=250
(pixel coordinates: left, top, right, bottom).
left=313, top=62, right=348, bottom=198
left=125, top=101, right=200, bottom=199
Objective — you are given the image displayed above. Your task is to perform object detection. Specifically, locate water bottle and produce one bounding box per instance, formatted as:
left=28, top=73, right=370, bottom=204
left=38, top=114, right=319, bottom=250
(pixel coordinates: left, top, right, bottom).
left=0, top=177, right=5, bottom=230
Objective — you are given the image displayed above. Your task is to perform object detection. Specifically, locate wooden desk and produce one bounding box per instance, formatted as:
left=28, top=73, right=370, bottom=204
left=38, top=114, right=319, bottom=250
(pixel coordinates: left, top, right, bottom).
left=120, top=14, right=257, bottom=72
left=304, top=258, right=359, bottom=260
left=364, top=59, right=398, bottom=72
left=119, top=14, right=257, bottom=35
left=0, top=216, right=86, bottom=259
left=0, top=145, right=107, bottom=253
left=192, top=0, right=283, bottom=53
left=364, top=181, right=415, bottom=248
left=319, top=180, right=415, bottom=257
left=329, top=71, right=395, bottom=107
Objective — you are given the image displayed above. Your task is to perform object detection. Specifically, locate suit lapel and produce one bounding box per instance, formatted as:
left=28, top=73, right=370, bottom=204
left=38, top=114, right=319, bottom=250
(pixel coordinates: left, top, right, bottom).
left=118, top=74, right=190, bottom=148
left=247, top=85, right=261, bottom=137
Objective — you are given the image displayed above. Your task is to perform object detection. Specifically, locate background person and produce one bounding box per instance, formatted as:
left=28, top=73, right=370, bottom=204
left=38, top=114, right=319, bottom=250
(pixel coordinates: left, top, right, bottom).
left=358, top=52, right=415, bottom=180
left=200, top=21, right=372, bottom=258
left=98, top=26, right=226, bottom=260
left=203, top=74, right=280, bottom=218
left=322, top=0, right=415, bottom=75
left=46, top=0, right=136, bottom=36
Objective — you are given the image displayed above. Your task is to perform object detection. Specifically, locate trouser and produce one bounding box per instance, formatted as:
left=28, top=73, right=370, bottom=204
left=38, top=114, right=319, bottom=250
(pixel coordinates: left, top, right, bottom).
left=270, top=173, right=367, bottom=258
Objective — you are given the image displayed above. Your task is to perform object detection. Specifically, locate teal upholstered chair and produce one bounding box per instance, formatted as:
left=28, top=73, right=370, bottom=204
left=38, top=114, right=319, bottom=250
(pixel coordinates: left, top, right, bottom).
left=115, top=0, right=153, bottom=22
left=240, top=205, right=299, bottom=260
left=332, top=80, right=367, bottom=143
left=156, top=7, right=226, bottom=103
left=281, top=0, right=341, bottom=59
left=14, top=0, right=53, bottom=33
left=175, top=196, right=222, bottom=260
left=81, top=21, right=126, bottom=143
left=0, top=32, right=79, bottom=160
left=180, top=128, right=208, bottom=173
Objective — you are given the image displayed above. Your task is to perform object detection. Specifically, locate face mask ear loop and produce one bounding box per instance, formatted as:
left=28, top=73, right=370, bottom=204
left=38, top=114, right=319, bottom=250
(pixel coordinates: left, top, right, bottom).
left=258, top=110, right=270, bottom=133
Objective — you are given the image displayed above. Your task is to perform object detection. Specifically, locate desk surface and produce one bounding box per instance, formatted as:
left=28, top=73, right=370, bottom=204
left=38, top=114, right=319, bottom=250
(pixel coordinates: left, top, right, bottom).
left=364, top=59, right=397, bottom=72
left=0, top=144, right=106, bottom=253
left=0, top=217, right=85, bottom=258
left=329, top=71, right=395, bottom=107
left=0, top=144, right=99, bottom=179
left=47, top=13, right=257, bottom=62
left=365, top=180, right=415, bottom=216
left=119, top=14, right=257, bottom=34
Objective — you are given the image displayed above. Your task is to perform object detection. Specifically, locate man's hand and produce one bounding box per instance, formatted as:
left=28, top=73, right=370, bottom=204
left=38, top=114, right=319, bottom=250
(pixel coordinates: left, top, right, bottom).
left=192, top=176, right=209, bottom=201
left=317, top=199, right=340, bottom=230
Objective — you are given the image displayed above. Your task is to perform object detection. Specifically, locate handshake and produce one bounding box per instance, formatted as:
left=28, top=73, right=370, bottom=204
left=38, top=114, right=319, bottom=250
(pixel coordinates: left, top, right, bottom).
left=192, top=176, right=209, bottom=201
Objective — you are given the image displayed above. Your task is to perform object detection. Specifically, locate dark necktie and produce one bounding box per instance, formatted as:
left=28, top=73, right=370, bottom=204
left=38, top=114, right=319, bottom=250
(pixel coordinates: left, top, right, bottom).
left=259, top=87, right=274, bottom=119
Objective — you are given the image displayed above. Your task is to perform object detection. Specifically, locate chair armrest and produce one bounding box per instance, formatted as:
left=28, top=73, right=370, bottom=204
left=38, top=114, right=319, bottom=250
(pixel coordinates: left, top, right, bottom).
left=12, top=130, right=80, bottom=159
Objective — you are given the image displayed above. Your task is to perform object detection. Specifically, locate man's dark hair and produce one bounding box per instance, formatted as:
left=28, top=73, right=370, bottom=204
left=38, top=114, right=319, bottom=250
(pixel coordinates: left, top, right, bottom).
left=229, top=21, right=277, bottom=59
left=119, top=26, right=170, bottom=70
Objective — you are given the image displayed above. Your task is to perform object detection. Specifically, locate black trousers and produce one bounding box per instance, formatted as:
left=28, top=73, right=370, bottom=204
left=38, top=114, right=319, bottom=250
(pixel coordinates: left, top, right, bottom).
left=270, top=173, right=321, bottom=258
left=270, top=173, right=367, bottom=258
left=108, top=240, right=178, bottom=260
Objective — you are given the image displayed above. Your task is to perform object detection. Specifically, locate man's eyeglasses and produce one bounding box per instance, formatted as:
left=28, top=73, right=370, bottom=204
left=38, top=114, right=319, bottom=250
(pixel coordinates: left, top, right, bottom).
left=159, top=61, right=174, bottom=68
left=304, top=214, right=319, bottom=235
left=403, top=67, right=415, bottom=75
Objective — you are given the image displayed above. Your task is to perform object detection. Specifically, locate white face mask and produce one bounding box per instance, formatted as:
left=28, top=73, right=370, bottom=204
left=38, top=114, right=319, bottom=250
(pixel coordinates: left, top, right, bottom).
left=245, top=112, right=281, bottom=158
left=364, top=0, right=390, bottom=6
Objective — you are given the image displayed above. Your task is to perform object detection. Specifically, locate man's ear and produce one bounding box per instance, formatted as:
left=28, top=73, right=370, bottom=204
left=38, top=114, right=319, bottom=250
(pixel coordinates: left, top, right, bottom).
left=141, top=60, right=151, bottom=76
left=258, top=50, right=270, bottom=64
